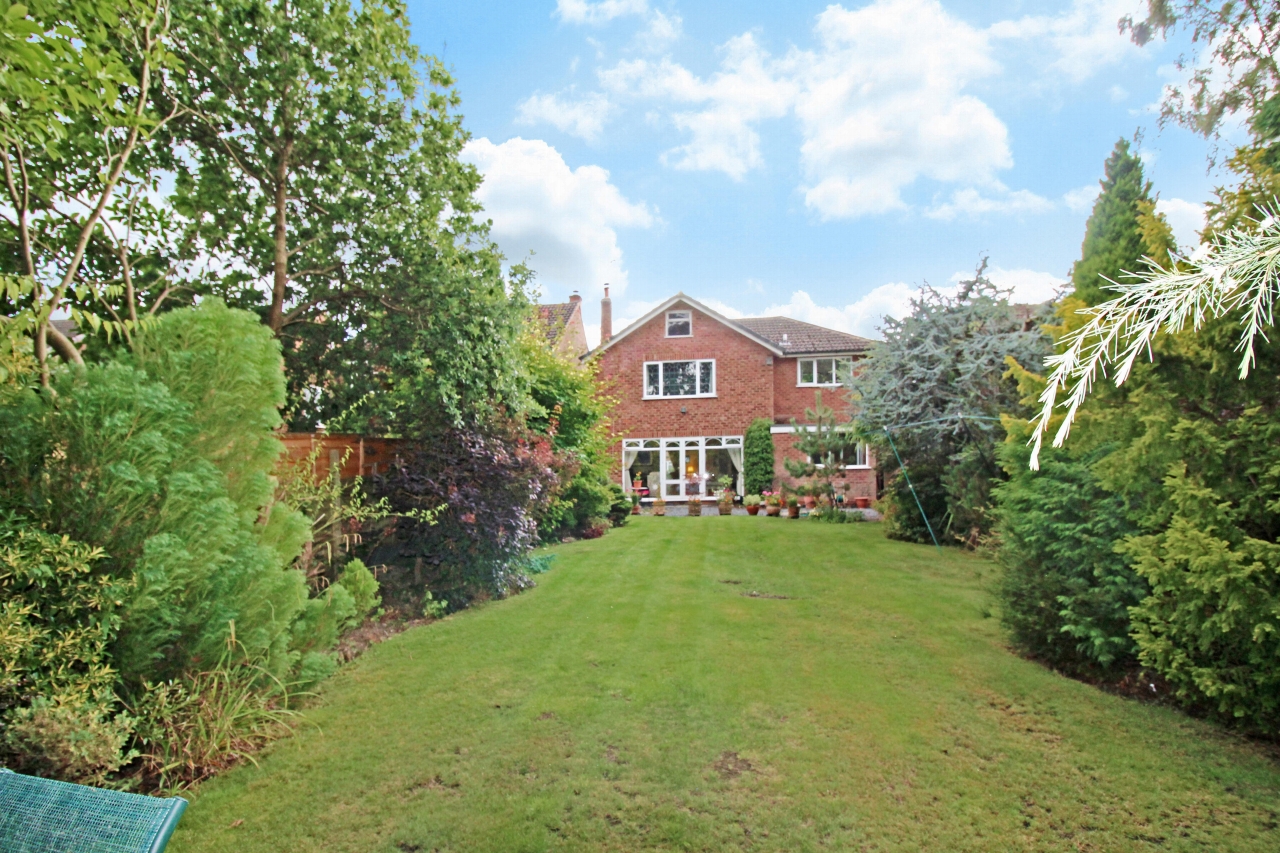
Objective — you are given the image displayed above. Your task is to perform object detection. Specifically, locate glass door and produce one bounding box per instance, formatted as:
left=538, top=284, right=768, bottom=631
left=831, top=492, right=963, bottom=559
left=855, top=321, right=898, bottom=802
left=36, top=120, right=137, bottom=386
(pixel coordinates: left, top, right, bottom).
left=663, top=444, right=684, bottom=498
left=684, top=439, right=704, bottom=500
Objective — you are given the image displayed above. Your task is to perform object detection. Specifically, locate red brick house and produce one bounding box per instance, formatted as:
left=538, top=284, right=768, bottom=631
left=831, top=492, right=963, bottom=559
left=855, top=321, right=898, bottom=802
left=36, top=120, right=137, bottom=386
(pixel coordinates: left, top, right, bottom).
left=588, top=292, right=877, bottom=502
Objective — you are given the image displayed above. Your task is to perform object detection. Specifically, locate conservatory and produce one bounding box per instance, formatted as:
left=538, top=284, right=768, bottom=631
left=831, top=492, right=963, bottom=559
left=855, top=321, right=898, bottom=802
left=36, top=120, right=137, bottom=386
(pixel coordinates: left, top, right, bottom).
left=622, top=436, right=744, bottom=501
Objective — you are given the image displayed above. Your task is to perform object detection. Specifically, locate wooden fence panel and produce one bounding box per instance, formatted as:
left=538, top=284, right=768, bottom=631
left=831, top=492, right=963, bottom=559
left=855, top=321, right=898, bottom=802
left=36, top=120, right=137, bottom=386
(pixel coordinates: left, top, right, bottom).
left=278, top=433, right=407, bottom=481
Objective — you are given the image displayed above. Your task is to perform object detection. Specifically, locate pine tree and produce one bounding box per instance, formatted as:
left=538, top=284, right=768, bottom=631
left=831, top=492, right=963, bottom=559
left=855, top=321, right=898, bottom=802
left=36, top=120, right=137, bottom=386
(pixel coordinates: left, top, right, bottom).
left=1070, top=139, right=1155, bottom=306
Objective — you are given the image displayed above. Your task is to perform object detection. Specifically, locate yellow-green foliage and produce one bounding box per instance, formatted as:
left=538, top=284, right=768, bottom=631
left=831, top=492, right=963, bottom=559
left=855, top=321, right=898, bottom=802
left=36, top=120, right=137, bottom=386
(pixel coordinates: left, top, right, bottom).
left=0, top=520, right=134, bottom=783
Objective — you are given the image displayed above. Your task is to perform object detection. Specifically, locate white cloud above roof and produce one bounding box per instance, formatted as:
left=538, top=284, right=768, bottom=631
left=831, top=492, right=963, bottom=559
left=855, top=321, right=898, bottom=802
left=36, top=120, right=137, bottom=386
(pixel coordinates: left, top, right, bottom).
left=755, top=265, right=1065, bottom=339
left=794, top=0, right=1010, bottom=218
left=462, top=137, right=655, bottom=300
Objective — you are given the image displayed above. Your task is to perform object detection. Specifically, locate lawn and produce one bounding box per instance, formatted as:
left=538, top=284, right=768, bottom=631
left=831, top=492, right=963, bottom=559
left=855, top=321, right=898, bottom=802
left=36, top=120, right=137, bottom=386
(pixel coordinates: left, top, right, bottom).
left=171, top=517, right=1280, bottom=852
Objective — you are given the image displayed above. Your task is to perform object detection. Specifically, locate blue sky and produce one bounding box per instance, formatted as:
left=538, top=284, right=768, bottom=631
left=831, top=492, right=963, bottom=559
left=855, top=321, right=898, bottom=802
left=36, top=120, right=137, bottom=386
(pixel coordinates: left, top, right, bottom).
left=408, top=0, right=1233, bottom=344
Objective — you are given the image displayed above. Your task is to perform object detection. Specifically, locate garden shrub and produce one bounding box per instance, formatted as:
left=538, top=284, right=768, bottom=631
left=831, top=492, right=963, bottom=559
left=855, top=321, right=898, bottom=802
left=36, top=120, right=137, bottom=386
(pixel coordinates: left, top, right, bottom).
left=1125, top=468, right=1280, bottom=729
left=337, top=559, right=381, bottom=620
left=0, top=302, right=382, bottom=783
left=743, top=419, right=775, bottom=496
left=606, top=484, right=632, bottom=528
left=367, top=416, right=560, bottom=601
left=4, top=693, right=136, bottom=786
left=851, top=264, right=1050, bottom=546
left=0, top=518, right=135, bottom=782
left=0, top=306, right=312, bottom=684
left=524, top=339, right=614, bottom=541
left=994, top=443, right=1145, bottom=672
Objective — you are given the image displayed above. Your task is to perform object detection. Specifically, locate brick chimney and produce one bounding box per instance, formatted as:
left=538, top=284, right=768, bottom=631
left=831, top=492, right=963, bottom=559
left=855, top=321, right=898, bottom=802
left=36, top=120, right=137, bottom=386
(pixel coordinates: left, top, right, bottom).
left=600, top=284, right=612, bottom=344
left=569, top=290, right=581, bottom=303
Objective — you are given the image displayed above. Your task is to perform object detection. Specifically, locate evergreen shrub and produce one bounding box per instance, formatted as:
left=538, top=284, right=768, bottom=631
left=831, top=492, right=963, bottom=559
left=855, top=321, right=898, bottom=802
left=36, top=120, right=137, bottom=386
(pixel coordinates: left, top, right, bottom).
left=743, top=419, right=775, bottom=496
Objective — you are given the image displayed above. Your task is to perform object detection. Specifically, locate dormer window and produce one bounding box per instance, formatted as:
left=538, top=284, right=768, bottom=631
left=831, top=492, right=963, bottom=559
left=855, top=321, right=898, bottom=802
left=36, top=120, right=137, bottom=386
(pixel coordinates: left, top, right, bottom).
left=666, top=310, right=692, bottom=337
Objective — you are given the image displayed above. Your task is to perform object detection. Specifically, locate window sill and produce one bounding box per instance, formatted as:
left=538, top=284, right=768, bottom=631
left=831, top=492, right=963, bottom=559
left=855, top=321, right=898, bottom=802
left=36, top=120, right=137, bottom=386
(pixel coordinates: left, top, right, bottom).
left=797, top=382, right=845, bottom=388
left=642, top=394, right=718, bottom=400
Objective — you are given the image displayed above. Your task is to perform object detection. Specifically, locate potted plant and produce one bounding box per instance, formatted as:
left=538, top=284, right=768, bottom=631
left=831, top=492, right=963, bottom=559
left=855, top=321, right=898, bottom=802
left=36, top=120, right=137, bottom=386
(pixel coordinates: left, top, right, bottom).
left=717, top=476, right=735, bottom=515
left=653, top=497, right=666, bottom=516
left=744, top=494, right=762, bottom=516
left=786, top=495, right=800, bottom=518
left=631, top=494, right=642, bottom=515
left=853, top=496, right=872, bottom=509
left=686, top=473, right=703, bottom=516
left=764, top=492, right=781, bottom=516
left=799, top=485, right=817, bottom=509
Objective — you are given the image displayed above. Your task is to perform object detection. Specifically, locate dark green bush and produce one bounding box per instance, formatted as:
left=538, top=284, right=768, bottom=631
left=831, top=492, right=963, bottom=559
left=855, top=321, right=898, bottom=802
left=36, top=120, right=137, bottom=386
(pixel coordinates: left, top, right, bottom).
left=743, top=418, right=775, bottom=496
left=606, top=483, right=631, bottom=528
left=994, top=445, right=1144, bottom=672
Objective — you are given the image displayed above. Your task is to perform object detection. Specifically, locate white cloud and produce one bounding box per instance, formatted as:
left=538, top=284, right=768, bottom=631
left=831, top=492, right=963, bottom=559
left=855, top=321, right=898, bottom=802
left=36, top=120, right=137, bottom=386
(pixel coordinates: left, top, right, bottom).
left=600, top=33, right=797, bottom=179
left=462, top=137, right=655, bottom=299
left=793, top=0, right=1011, bottom=218
left=555, top=0, right=647, bottom=25
left=977, top=266, right=1067, bottom=303
left=759, top=287, right=912, bottom=339
left=927, top=187, right=1053, bottom=220
left=517, top=91, right=613, bottom=142
left=1157, top=197, right=1207, bottom=251
left=989, top=0, right=1146, bottom=84
left=756, top=266, right=1065, bottom=339
left=638, top=9, right=682, bottom=51
left=1063, top=183, right=1100, bottom=213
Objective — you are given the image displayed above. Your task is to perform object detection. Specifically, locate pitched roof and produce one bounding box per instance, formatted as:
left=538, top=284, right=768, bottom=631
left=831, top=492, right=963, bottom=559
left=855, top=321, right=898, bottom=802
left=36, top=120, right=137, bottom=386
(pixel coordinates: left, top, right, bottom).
left=536, top=302, right=578, bottom=346
left=736, top=317, right=874, bottom=355
left=587, top=293, right=785, bottom=358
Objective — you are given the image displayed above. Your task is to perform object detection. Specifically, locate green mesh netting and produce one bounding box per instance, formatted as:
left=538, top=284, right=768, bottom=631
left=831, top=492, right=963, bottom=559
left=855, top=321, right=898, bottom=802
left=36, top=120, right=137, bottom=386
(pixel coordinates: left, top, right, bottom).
left=0, top=769, right=187, bottom=853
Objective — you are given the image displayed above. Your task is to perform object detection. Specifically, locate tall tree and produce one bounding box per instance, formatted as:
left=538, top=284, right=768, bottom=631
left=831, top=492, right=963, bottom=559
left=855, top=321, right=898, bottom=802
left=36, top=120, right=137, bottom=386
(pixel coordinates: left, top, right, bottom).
left=850, top=261, right=1050, bottom=545
left=1124, top=1, right=1280, bottom=141
left=1070, top=139, right=1156, bottom=307
left=163, top=0, right=527, bottom=429
left=1, top=0, right=178, bottom=384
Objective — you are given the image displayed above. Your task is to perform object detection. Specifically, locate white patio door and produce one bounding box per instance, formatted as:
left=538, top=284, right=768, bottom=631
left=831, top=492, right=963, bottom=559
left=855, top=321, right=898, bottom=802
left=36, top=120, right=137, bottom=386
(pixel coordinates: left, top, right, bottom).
left=661, top=440, right=704, bottom=500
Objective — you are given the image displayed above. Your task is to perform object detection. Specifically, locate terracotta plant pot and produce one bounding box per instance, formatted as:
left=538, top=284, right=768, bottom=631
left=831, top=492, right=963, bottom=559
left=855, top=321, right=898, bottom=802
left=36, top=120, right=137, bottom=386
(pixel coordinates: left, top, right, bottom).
left=803, top=496, right=816, bottom=509
left=746, top=505, right=760, bottom=516
left=766, top=505, right=781, bottom=517
left=653, top=503, right=666, bottom=516
left=787, top=505, right=800, bottom=518
left=854, top=497, right=871, bottom=509
left=687, top=500, right=702, bottom=517
left=631, top=503, right=641, bottom=515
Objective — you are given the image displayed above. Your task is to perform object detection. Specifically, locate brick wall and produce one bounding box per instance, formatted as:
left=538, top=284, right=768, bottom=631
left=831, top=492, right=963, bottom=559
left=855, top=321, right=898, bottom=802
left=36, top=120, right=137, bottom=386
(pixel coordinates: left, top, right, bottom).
left=772, top=431, right=877, bottom=498
left=596, top=301, right=776, bottom=477
left=771, top=356, right=865, bottom=423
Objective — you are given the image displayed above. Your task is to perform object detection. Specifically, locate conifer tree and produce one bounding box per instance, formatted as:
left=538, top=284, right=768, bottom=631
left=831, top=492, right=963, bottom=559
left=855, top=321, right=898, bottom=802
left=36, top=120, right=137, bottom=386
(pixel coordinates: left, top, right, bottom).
left=1070, top=139, right=1155, bottom=306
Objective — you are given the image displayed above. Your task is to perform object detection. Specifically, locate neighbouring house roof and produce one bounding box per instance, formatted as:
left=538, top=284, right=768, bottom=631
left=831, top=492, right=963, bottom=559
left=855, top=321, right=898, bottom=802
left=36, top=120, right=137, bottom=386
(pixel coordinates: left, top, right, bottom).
left=736, top=317, right=874, bottom=356
left=537, top=302, right=578, bottom=346
left=587, top=293, right=786, bottom=359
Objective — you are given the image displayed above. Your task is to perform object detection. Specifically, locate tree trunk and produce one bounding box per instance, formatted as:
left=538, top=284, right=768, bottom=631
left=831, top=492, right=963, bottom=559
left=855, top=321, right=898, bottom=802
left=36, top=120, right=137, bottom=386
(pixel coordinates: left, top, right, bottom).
left=267, top=148, right=291, bottom=334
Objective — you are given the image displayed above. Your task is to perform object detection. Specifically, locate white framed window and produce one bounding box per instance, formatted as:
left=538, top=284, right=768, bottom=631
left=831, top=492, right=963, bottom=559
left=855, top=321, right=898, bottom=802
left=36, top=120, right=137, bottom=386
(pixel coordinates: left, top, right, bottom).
left=810, top=443, right=870, bottom=468
left=665, top=310, right=692, bottom=337
left=798, top=357, right=854, bottom=386
left=644, top=359, right=715, bottom=398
